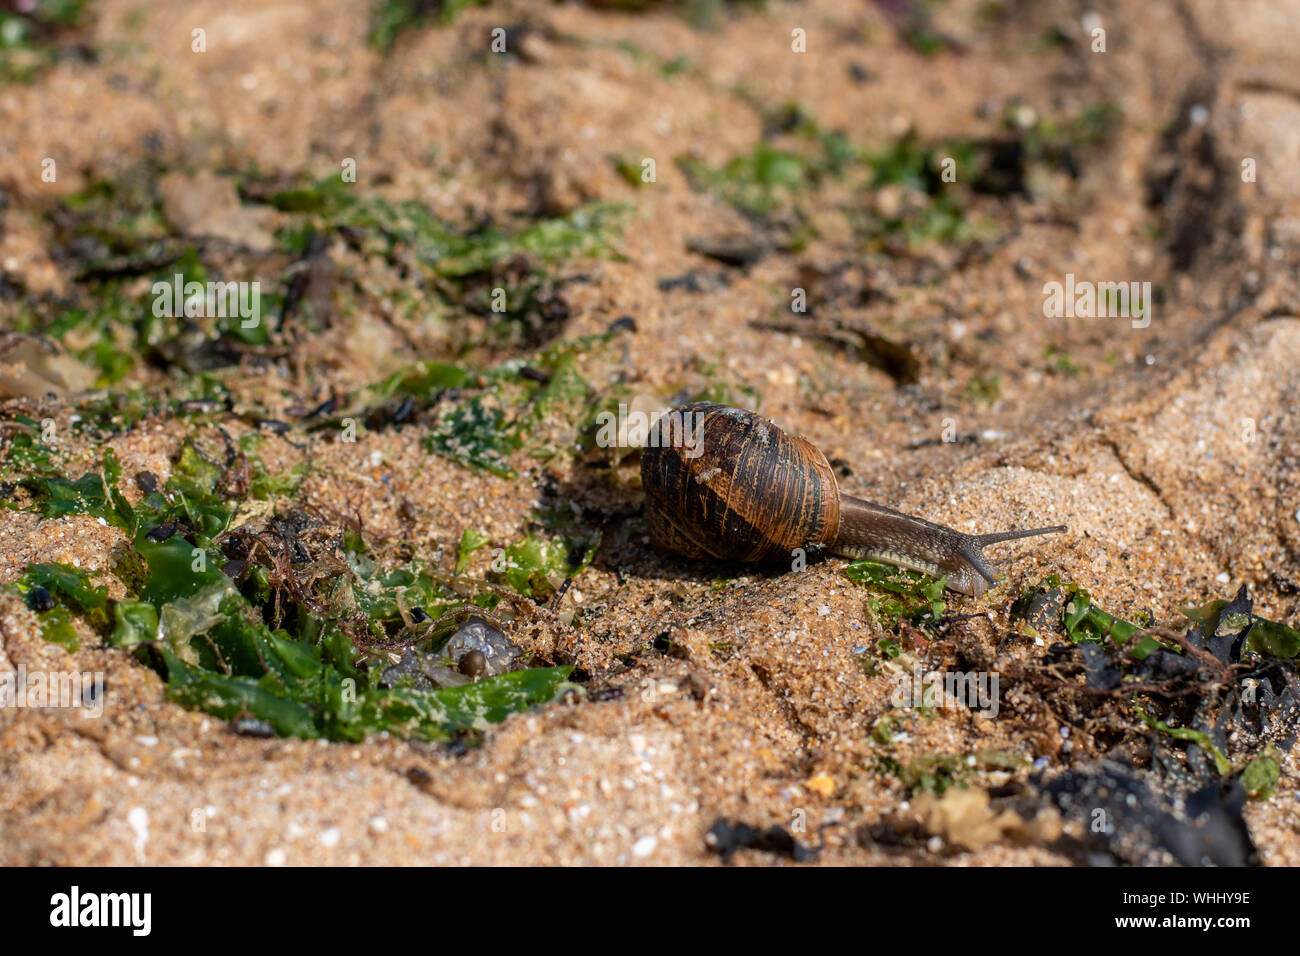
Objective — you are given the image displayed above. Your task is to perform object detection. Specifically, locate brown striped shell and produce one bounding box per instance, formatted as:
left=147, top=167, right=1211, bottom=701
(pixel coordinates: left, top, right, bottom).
left=640, top=403, right=840, bottom=562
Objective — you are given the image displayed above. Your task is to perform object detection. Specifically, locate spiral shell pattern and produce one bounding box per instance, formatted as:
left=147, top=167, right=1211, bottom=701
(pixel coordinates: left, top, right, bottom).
left=640, top=402, right=840, bottom=562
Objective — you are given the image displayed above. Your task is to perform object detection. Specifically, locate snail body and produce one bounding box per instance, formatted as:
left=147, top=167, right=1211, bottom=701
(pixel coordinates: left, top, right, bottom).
left=640, top=402, right=1065, bottom=597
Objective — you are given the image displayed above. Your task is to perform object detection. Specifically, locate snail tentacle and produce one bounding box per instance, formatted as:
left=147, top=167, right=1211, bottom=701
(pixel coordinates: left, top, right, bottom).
left=835, top=495, right=1066, bottom=596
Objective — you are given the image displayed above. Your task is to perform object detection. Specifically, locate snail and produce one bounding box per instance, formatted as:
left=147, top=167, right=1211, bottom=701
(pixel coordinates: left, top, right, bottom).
left=640, top=402, right=1065, bottom=597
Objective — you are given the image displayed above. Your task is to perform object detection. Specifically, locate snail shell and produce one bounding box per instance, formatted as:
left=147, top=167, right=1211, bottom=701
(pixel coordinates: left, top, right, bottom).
left=641, top=403, right=840, bottom=562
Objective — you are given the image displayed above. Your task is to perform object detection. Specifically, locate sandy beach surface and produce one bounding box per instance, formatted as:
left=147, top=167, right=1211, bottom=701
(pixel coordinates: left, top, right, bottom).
left=2, top=0, right=1298, bottom=866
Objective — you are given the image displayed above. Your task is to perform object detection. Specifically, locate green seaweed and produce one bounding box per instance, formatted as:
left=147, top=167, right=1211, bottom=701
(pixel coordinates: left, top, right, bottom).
left=1044, top=345, right=1083, bottom=378
left=8, top=441, right=573, bottom=741
left=368, top=0, right=484, bottom=51
left=415, top=331, right=618, bottom=475
left=270, top=179, right=624, bottom=279
left=19, top=168, right=622, bottom=388
left=964, top=374, right=1001, bottom=405
left=614, top=154, right=654, bottom=187
left=676, top=115, right=988, bottom=251
left=427, top=395, right=517, bottom=477
left=267, top=178, right=624, bottom=350
left=845, top=560, right=946, bottom=628
left=900, top=749, right=1026, bottom=796
left=456, top=528, right=492, bottom=573
left=1180, top=594, right=1300, bottom=660
left=21, top=448, right=135, bottom=532
left=495, top=530, right=599, bottom=599
left=1136, top=702, right=1232, bottom=776
left=238, top=436, right=308, bottom=501
left=855, top=132, right=988, bottom=248
left=0, top=421, right=60, bottom=483
left=677, top=143, right=821, bottom=218
left=1060, top=585, right=1161, bottom=656
left=1012, top=577, right=1165, bottom=658
left=0, top=0, right=92, bottom=83
left=1241, top=749, right=1281, bottom=800
left=1245, top=619, right=1300, bottom=659
left=169, top=440, right=223, bottom=498
left=14, top=232, right=268, bottom=385
left=677, top=101, right=1119, bottom=254
left=7, top=563, right=109, bottom=650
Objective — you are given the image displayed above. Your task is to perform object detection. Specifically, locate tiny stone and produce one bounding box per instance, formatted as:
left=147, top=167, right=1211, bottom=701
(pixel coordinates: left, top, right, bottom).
left=26, top=585, right=55, bottom=613
left=460, top=649, right=488, bottom=678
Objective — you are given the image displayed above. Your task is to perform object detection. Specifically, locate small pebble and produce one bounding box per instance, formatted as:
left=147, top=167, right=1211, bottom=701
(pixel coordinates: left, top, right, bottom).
left=26, top=585, right=55, bottom=612
left=460, top=649, right=487, bottom=678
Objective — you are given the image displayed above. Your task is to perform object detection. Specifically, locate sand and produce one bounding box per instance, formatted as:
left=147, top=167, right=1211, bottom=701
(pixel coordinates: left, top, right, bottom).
left=1, top=0, right=1299, bottom=865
